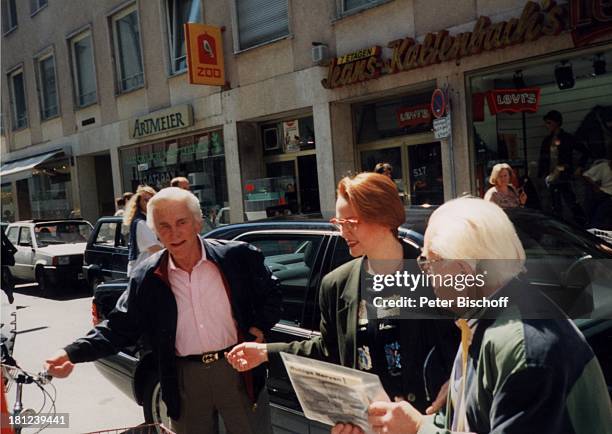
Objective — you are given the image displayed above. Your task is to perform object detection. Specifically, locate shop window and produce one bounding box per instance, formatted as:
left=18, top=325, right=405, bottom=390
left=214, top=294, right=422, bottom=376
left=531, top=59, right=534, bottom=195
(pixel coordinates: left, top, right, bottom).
left=235, top=0, right=289, bottom=51
left=30, top=0, right=47, bottom=15
left=37, top=54, right=59, bottom=119
left=70, top=31, right=97, bottom=107
left=1, top=0, right=17, bottom=33
left=469, top=50, right=612, bottom=226
left=354, top=91, right=433, bottom=144
left=29, top=159, right=73, bottom=219
left=166, top=0, right=201, bottom=73
left=262, top=116, right=316, bottom=155
left=1, top=183, right=16, bottom=222
left=120, top=130, right=228, bottom=231
left=112, top=6, right=144, bottom=92
left=8, top=69, right=27, bottom=130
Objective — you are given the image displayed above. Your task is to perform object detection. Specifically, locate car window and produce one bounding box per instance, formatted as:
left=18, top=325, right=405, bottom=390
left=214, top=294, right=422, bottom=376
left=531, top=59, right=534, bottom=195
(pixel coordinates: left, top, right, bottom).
left=6, top=227, right=18, bottom=245
left=18, top=227, right=32, bottom=246
left=330, top=237, right=353, bottom=271
left=239, top=234, right=324, bottom=327
left=94, top=222, right=118, bottom=247
left=35, top=222, right=92, bottom=245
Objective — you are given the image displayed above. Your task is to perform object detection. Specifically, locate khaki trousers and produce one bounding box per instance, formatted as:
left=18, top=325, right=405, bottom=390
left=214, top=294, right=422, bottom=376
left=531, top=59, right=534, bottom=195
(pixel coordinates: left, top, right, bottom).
left=170, top=358, right=256, bottom=434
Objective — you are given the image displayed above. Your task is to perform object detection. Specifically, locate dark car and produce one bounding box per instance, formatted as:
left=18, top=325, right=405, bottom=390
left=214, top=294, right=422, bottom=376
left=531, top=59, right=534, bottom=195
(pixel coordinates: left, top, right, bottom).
left=83, top=217, right=130, bottom=291
left=87, top=208, right=612, bottom=432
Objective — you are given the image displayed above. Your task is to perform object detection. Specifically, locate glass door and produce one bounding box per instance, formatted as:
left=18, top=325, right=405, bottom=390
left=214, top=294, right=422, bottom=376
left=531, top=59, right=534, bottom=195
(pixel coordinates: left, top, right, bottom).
left=360, top=147, right=405, bottom=197
left=407, top=142, right=444, bottom=205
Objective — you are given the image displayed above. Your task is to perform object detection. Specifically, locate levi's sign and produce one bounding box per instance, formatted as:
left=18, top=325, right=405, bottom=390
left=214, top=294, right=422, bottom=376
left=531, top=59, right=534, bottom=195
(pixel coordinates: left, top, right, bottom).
left=322, top=1, right=567, bottom=89
left=130, top=105, right=193, bottom=139
left=486, top=88, right=541, bottom=115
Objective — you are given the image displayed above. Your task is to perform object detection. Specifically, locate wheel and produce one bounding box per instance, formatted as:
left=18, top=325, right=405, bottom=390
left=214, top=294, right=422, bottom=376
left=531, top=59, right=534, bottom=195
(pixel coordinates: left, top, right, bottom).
left=142, top=372, right=171, bottom=431
left=35, top=267, right=50, bottom=293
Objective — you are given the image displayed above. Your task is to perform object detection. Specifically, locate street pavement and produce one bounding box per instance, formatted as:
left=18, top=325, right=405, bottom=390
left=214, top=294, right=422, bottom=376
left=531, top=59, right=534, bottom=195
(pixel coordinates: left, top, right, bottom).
left=4, top=283, right=143, bottom=433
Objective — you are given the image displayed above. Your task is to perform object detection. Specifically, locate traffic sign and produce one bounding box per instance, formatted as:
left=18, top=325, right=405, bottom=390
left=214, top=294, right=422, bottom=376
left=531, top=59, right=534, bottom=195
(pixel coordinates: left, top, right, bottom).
left=433, top=116, right=450, bottom=139
left=431, top=88, right=446, bottom=119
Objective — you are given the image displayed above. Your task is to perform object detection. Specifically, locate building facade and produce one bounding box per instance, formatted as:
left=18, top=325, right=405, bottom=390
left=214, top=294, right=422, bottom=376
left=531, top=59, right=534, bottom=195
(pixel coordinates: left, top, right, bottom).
left=2, top=0, right=611, bottom=225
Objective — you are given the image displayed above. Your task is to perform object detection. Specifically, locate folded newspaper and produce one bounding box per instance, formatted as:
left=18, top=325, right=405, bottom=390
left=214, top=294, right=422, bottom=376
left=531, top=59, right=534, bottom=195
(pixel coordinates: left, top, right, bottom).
left=280, top=352, right=390, bottom=433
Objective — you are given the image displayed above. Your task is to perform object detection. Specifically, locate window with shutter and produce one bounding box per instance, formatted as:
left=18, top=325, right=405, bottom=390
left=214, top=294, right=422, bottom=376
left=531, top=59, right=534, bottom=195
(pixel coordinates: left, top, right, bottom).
left=236, top=0, right=289, bottom=51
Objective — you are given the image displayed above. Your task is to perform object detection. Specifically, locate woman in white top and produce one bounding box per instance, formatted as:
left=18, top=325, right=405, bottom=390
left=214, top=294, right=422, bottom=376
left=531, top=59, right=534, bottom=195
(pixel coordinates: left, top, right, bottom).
left=123, top=185, right=162, bottom=277
left=484, top=163, right=527, bottom=209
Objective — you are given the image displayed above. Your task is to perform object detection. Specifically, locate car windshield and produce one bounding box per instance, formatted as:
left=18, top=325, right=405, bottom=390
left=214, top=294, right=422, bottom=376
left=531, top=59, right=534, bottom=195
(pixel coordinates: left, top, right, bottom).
left=35, top=222, right=92, bottom=246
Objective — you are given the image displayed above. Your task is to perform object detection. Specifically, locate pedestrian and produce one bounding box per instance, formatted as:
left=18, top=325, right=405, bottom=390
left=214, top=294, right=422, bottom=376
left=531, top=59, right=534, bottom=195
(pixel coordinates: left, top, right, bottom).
left=123, top=185, right=162, bottom=277
left=374, top=162, right=393, bottom=179
left=1, top=231, right=17, bottom=304
left=44, top=187, right=282, bottom=434
left=227, top=172, right=457, bottom=414
left=337, top=197, right=611, bottom=434
left=170, top=176, right=190, bottom=190
left=114, top=196, right=126, bottom=216
left=484, top=163, right=526, bottom=208
left=538, top=110, right=589, bottom=225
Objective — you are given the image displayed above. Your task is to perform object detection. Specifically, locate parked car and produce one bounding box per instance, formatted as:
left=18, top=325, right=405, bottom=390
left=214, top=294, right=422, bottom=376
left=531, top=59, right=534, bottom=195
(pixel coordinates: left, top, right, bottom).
left=82, top=217, right=130, bottom=291
left=4, top=220, right=93, bottom=292
left=88, top=208, right=612, bottom=432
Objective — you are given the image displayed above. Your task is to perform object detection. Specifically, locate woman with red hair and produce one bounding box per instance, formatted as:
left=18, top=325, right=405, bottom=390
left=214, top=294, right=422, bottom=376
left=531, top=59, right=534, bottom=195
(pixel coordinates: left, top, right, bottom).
left=227, top=172, right=457, bottom=417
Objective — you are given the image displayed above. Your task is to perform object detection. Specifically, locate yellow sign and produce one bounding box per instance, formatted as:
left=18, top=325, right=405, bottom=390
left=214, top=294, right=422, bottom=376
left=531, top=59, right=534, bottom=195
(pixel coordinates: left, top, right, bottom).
left=185, top=24, right=225, bottom=86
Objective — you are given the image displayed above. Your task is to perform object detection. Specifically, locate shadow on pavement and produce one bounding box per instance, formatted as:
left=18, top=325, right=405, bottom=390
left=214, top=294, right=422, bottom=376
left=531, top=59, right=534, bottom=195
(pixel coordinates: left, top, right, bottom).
left=13, top=282, right=92, bottom=301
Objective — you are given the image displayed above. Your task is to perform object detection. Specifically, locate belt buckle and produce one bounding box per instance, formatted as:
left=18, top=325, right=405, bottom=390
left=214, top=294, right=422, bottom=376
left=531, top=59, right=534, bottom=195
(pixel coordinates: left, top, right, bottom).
left=201, top=353, right=218, bottom=364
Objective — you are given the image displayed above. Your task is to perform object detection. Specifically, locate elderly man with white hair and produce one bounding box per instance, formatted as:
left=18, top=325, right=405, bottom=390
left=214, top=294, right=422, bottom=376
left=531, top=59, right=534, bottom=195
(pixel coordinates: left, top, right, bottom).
left=335, top=197, right=611, bottom=434
left=44, top=187, right=282, bottom=434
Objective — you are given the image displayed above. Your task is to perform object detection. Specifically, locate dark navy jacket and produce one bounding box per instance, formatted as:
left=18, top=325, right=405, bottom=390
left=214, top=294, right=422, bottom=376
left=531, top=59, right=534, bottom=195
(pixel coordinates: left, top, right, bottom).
left=65, top=237, right=282, bottom=420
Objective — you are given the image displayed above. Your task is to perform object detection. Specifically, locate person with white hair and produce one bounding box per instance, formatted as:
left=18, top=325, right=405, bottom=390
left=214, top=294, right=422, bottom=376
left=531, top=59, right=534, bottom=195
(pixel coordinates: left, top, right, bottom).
left=335, top=197, right=611, bottom=434
left=44, top=187, right=282, bottom=434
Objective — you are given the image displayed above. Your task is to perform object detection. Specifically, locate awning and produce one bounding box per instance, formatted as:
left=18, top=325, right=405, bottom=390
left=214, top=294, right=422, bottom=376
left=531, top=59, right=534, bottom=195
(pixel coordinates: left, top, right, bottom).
left=0, top=149, right=64, bottom=179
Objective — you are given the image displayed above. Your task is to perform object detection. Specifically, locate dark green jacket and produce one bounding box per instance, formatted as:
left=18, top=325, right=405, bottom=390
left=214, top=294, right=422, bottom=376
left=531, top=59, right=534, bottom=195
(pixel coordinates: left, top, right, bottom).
left=419, top=279, right=612, bottom=434
left=268, top=246, right=458, bottom=411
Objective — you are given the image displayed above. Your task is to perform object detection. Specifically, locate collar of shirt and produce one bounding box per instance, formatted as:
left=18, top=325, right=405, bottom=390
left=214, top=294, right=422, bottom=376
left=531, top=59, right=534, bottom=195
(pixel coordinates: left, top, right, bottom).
left=167, top=237, right=206, bottom=272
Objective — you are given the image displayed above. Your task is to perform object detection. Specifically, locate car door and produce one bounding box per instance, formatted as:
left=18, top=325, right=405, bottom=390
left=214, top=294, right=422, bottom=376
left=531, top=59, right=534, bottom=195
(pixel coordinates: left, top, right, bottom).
left=5, top=226, right=23, bottom=279
left=15, top=227, right=35, bottom=280
left=88, top=221, right=120, bottom=283
left=234, top=231, right=329, bottom=412
left=112, top=222, right=129, bottom=279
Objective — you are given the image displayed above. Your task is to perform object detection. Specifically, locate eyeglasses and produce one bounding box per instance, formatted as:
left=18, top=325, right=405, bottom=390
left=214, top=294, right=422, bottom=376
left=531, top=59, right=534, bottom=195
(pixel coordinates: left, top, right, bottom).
left=417, top=254, right=445, bottom=274
left=329, top=217, right=359, bottom=231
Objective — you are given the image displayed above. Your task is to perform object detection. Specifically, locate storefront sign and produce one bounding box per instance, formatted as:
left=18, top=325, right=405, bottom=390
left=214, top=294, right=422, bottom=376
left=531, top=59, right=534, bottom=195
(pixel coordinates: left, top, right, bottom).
left=129, top=105, right=193, bottom=139
left=283, top=120, right=300, bottom=152
left=322, top=1, right=566, bottom=89
left=185, top=24, right=226, bottom=86
left=396, top=104, right=431, bottom=128
left=570, top=0, right=612, bottom=47
left=433, top=116, right=451, bottom=139
left=486, top=88, right=541, bottom=115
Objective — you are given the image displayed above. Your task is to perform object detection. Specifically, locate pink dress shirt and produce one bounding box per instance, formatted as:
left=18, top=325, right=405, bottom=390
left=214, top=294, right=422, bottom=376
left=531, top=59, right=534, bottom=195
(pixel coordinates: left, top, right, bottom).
left=168, top=239, right=238, bottom=356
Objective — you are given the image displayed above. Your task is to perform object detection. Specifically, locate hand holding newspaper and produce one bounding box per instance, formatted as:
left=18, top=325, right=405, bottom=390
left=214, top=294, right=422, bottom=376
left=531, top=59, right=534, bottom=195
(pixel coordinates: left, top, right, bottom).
left=280, top=352, right=390, bottom=433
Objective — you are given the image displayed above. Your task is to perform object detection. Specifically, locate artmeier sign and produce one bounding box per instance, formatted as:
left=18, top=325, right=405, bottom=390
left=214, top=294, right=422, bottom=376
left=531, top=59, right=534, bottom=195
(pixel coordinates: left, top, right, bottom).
left=322, top=1, right=567, bottom=89
left=130, top=105, right=193, bottom=139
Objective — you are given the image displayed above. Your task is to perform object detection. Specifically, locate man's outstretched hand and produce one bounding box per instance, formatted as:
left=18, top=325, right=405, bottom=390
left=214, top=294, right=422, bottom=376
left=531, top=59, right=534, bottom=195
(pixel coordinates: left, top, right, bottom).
left=44, top=350, right=74, bottom=378
left=225, top=342, right=268, bottom=371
